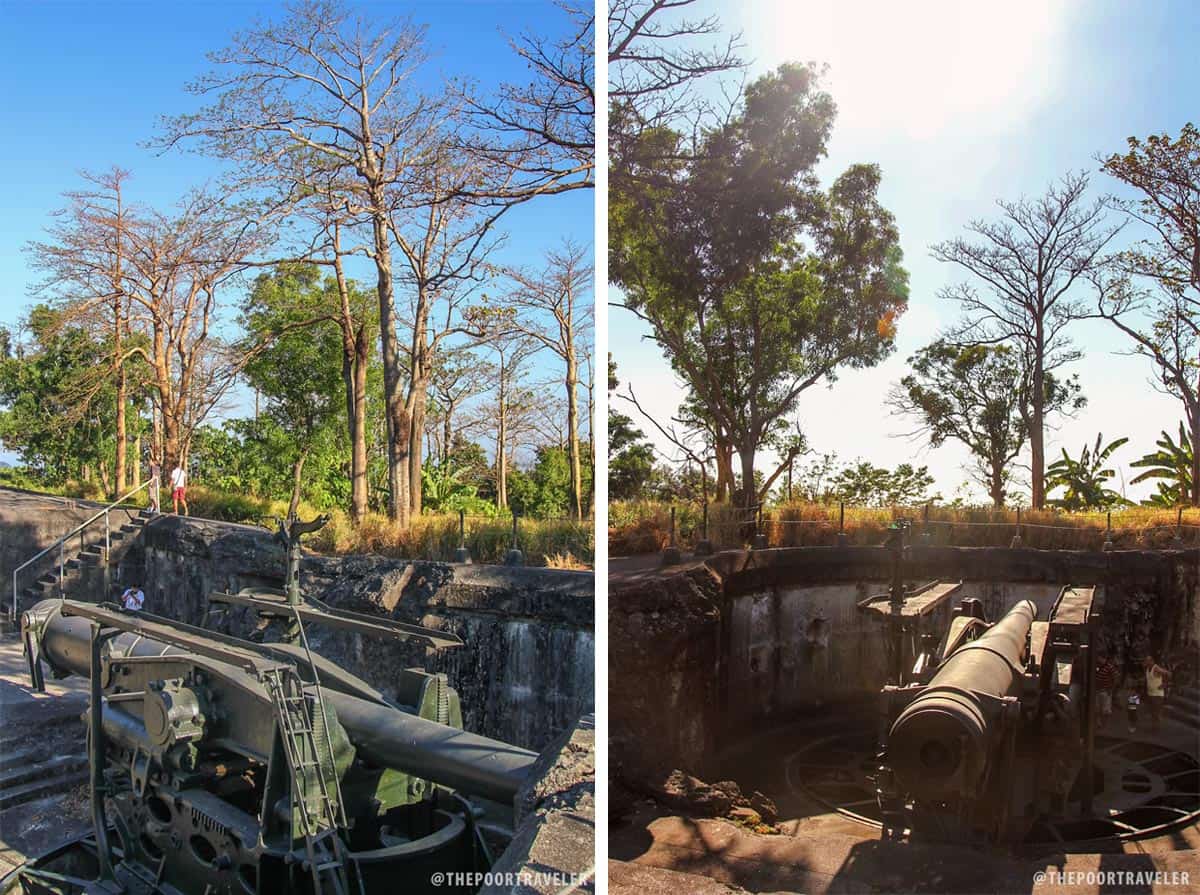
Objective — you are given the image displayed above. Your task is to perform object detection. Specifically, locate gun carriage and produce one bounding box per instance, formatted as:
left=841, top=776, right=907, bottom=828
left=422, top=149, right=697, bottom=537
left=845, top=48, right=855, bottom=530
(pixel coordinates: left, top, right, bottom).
left=3, top=516, right=538, bottom=895
left=860, top=525, right=1102, bottom=842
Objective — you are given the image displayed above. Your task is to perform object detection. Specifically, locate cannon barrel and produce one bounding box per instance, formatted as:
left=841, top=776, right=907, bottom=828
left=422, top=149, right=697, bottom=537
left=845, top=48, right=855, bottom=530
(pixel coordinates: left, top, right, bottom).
left=26, top=601, right=536, bottom=805
left=887, top=599, right=1035, bottom=798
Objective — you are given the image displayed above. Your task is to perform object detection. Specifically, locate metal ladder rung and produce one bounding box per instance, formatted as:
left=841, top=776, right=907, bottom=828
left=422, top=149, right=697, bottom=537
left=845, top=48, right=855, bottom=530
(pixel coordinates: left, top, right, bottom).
left=259, top=613, right=355, bottom=895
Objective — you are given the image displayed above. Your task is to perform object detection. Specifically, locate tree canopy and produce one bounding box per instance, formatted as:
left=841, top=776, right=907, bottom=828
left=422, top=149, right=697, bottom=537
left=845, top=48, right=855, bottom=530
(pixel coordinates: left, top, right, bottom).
left=611, top=63, right=908, bottom=504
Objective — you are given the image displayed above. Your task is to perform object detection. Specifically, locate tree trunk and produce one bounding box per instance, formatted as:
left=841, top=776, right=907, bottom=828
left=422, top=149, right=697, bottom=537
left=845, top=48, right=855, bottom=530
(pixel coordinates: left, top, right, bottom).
left=442, top=408, right=453, bottom=467
left=1190, top=401, right=1200, bottom=508
left=288, top=449, right=309, bottom=519
left=132, top=431, right=141, bottom=490
left=990, top=463, right=1005, bottom=510
left=371, top=195, right=409, bottom=526
left=162, top=408, right=181, bottom=480
left=1030, top=325, right=1046, bottom=509
left=738, top=447, right=757, bottom=511
left=152, top=398, right=163, bottom=475
left=114, top=335, right=126, bottom=498
left=566, top=347, right=582, bottom=519
left=715, top=438, right=734, bottom=503
left=332, top=243, right=369, bottom=524
left=351, top=332, right=369, bottom=521
left=497, top=375, right=508, bottom=510
left=409, top=383, right=427, bottom=515
left=587, top=377, right=595, bottom=515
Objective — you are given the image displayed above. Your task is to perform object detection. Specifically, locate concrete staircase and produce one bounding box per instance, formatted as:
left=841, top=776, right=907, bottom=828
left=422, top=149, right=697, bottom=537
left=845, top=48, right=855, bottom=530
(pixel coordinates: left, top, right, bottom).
left=1, top=508, right=154, bottom=632
left=1165, top=682, right=1200, bottom=732
left=0, top=744, right=89, bottom=811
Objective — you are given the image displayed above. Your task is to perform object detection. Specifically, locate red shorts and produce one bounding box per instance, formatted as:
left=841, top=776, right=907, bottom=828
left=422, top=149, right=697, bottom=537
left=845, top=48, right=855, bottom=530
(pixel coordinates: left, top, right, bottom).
left=172, top=487, right=187, bottom=500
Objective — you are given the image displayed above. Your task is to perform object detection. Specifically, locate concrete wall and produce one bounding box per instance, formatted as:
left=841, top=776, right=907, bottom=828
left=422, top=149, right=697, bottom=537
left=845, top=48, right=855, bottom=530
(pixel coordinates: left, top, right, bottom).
left=0, top=490, right=594, bottom=753
left=126, top=517, right=593, bottom=752
left=0, top=490, right=138, bottom=606
left=726, top=580, right=1067, bottom=721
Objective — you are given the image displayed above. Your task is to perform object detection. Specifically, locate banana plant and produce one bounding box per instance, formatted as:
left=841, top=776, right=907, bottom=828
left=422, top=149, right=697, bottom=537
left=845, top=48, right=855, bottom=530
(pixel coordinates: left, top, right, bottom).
left=1131, top=424, right=1193, bottom=507
left=1045, top=433, right=1130, bottom=510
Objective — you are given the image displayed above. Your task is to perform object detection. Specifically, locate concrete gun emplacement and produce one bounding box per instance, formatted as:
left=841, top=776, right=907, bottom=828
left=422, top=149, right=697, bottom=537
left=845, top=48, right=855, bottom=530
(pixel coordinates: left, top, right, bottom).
left=869, top=586, right=1102, bottom=844
left=7, top=596, right=538, bottom=895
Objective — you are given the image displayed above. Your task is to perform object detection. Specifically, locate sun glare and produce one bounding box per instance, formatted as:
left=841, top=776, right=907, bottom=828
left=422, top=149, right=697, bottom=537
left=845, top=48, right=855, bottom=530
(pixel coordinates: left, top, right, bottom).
left=752, top=0, right=1073, bottom=139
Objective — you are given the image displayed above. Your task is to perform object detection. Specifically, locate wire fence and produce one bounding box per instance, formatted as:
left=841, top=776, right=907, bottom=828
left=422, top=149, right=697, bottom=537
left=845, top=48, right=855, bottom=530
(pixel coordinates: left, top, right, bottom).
left=610, top=500, right=1200, bottom=555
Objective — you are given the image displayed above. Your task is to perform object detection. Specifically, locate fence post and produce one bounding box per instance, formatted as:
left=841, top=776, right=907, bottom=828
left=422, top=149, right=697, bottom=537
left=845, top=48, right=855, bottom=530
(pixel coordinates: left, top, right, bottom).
left=920, top=502, right=933, bottom=545
left=662, top=506, right=682, bottom=566
left=1010, top=507, right=1023, bottom=548
left=103, top=509, right=112, bottom=598
left=694, top=499, right=714, bottom=557
left=504, top=511, right=524, bottom=566
left=454, top=509, right=472, bottom=564
left=752, top=503, right=767, bottom=550
left=837, top=500, right=847, bottom=547
left=1174, top=507, right=1184, bottom=548
left=1102, top=511, right=1114, bottom=552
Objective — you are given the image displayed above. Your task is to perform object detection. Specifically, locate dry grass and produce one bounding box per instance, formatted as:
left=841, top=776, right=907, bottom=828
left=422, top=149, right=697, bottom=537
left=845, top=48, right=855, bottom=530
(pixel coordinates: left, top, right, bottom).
left=180, top=486, right=594, bottom=568
left=609, top=500, right=1200, bottom=554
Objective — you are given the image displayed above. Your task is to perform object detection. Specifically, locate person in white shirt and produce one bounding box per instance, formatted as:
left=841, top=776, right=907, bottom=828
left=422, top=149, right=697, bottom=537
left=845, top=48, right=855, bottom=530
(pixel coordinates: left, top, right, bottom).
left=1143, top=655, right=1171, bottom=731
left=170, top=463, right=189, bottom=516
left=121, top=586, right=145, bottom=612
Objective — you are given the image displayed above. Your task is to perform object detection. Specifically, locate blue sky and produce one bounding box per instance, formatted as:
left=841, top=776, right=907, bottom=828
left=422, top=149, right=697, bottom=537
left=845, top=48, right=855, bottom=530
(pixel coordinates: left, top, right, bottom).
left=610, top=0, right=1200, bottom=504
left=0, top=0, right=593, bottom=460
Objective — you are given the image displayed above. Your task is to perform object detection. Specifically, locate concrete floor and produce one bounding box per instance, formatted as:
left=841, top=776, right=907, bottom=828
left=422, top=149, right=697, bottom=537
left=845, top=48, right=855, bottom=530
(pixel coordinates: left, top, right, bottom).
left=611, top=711, right=1200, bottom=894
left=0, top=632, right=91, bottom=878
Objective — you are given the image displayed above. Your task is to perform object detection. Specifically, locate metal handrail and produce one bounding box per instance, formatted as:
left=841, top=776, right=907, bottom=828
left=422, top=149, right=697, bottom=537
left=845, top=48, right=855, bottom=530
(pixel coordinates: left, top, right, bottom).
left=11, top=478, right=156, bottom=620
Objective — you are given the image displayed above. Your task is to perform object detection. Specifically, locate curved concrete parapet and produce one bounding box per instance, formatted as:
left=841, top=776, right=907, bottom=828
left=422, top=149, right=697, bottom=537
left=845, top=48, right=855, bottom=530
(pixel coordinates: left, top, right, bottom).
left=483, top=714, right=596, bottom=895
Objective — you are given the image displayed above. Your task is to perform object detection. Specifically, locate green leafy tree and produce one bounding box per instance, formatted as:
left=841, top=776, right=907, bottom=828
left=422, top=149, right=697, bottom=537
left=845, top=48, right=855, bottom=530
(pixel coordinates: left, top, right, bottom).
left=612, top=64, right=908, bottom=505
left=607, top=359, right=656, bottom=501
left=0, top=306, right=119, bottom=489
left=1045, top=434, right=1129, bottom=510
left=445, top=435, right=494, bottom=501
left=1131, top=424, right=1194, bottom=507
left=509, top=446, right=595, bottom=519
left=891, top=341, right=1084, bottom=508
left=240, top=267, right=345, bottom=517
left=420, top=456, right=496, bottom=516
left=830, top=461, right=937, bottom=506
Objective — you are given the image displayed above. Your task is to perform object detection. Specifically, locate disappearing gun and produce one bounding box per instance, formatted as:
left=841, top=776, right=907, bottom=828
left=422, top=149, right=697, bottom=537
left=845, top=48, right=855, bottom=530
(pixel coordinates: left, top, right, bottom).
left=869, top=586, right=1100, bottom=843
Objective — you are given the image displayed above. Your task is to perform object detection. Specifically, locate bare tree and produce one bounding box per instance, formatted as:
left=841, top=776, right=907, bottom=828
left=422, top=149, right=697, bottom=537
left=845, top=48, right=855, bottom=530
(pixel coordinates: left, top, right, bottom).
left=387, top=141, right=511, bottom=516
left=1095, top=280, right=1199, bottom=503
left=499, top=242, right=593, bottom=518
left=933, top=172, right=1121, bottom=508
left=427, top=347, right=491, bottom=467
left=464, top=1, right=594, bottom=198
left=582, top=343, right=595, bottom=513
left=608, top=0, right=743, bottom=128
left=25, top=168, right=138, bottom=497
left=477, top=334, right=540, bottom=510
left=158, top=0, right=444, bottom=524
left=122, top=191, right=268, bottom=475
left=285, top=180, right=378, bottom=523
left=1094, top=124, right=1200, bottom=504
